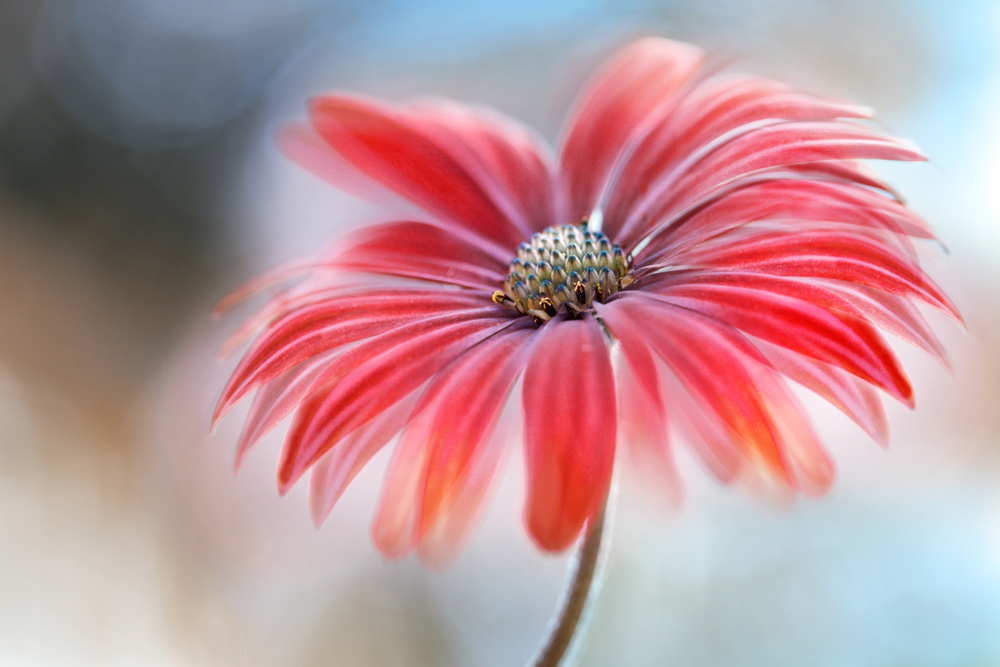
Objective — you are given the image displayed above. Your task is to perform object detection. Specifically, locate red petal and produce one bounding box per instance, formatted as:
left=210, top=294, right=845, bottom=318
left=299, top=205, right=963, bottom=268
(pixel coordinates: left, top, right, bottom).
left=606, top=74, right=871, bottom=241
left=635, top=178, right=933, bottom=262
left=677, top=229, right=960, bottom=319
left=407, top=101, right=560, bottom=234
left=308, top=391, right=420, bottom=526
left=606, top=295, right=833, bottom=492
left=214, top=291, right=488, bottom=424
left=332, top=220, right=508, bottom=289
left=521, top=316, right=616, bottom=552
left=754, top=339, right=889, bottom=447
left=279, top=316, right=528, bottom=492
left=310, top=96, right=553, bottom=248
left=642, top=282, right=914, bottom=406
left=633, top=122, right=925, bottom=230
left=644, top=271, right=947, bottom=364
left=559, top=38, right=705, bottom=223
left=373, top=327, right=534, bottom=562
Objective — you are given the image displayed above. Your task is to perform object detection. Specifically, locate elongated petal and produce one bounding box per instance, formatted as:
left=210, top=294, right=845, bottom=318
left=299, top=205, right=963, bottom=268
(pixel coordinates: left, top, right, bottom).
left=407, top=101, right=560, bottom=234
left=214, top=291, right=488, bottom=424
left=279, top=316, right=527, bottom=492
left=636, top=178, right=933, bottom=263
left=606, top=295, right=833, bottom=492
left=754, top=339, right=889, bottom=446
left=331, top=220, right=508, bottom=289
left=522, top=316, right=616, bottom=552
left=643, top=270, right=947, bottom=363
left=559, top=38, right=705, bottom=222
left=309, top=392, right=420, bottom=526
left=373, top=327, right=534, bottom=563
left=606, top=75, right=872, bottom=240
left=643, top=283, right=914, bottom=405
left=636, top=122, right=925, bottom=229
left=677, top=229, right=960, bottom=319
left=310, top=96, right=554, bottom=248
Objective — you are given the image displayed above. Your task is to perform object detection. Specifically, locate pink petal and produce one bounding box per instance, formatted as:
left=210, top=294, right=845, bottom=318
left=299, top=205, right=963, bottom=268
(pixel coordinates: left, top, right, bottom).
left=522, top=316, right=616, bottom=552
left=372, top=326, right=534, bottom=562
left=214, top=291, right=489, bottom=424
left=676, top=229, right=960, bottom=319
left=559, top=38, right=705, bottom=223
left=309, top=96, right=552, bottom=248
left=635, top=177, right=933, bottom=263
left=279, top=316, right=529, bottom=492
left=234, top=349, right=339, bottom=469
left=605, top=74, right=872, bottom=240
left=407, top=101, right=560, bottom=234
left=331, top=220, right=508, bottom=289
left=641, top=282, right=914, bottom=406
left=605, top=295, right=834, bottom=491
left=634, top=121, right=925, bottom=231
left=643, top=270, right=947, bottom=364
left=309, top=391, right=420, bottom=526
left=754, top=339, right=889, bottom=447
left=614, top=349, right=680, bottom=507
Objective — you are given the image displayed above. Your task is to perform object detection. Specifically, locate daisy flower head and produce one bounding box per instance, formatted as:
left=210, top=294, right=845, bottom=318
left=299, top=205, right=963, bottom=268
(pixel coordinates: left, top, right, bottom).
left=214, top=37, right=959, bottom=568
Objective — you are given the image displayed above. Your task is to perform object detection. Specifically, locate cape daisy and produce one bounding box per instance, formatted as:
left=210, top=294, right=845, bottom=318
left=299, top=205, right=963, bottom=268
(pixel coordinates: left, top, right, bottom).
left=214, top=38, right=958, bottom=567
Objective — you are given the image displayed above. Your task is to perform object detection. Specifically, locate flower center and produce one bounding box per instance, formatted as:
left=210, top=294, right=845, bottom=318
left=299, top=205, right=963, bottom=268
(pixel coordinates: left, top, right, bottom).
left=492, top=223, right=633, bottom=324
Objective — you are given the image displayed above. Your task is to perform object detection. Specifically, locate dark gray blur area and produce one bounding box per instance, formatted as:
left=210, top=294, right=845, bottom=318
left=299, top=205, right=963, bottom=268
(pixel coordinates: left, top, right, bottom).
left=0, top=0, right=352, bottom=420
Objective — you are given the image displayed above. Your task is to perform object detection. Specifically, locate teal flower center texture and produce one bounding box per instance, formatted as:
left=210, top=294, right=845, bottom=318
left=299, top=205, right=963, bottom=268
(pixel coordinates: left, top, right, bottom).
left=492, top=223, right=634, bottom=324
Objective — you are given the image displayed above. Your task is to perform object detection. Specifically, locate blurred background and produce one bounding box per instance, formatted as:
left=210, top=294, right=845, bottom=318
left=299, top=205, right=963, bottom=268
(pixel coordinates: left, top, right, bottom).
left=1, top=0, right=998, bottom=665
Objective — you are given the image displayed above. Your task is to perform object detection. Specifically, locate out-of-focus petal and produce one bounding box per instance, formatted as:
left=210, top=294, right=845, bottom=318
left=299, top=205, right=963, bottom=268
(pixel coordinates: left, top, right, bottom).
left=372, top=327, right=535, bottom=563
left=522, top=316, right=616, bottom=552
left=753, top=339, right=889, bottom=447
left=308, top=392, right=420, bottom=526
left=605, top=75, right=872, bottom=241
left=559, top=38, right=705, bottom=223
left=331, top=220, right=508, bottom=290
left=214, top=291, right=490, bottom=425
left=309, top=96, right=556, bottom=249
left=279, top=316, right=529, bottom=492
left=642, top=282, right=914, bottom=406
left=606, top=294, right=834, bottom=492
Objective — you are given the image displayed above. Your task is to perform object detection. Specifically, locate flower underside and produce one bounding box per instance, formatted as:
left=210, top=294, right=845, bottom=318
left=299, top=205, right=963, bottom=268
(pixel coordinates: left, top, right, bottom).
left=492, top=223, right=634, bottom=323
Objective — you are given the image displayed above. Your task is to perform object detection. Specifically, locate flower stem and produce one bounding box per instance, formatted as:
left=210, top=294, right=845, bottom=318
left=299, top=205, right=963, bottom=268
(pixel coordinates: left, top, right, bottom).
left=531, top=493, right=610, bottom=667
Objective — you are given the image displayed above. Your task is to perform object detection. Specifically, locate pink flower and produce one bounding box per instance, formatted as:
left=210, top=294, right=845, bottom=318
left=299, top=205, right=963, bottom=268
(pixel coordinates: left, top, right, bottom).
left=214, top=38, right=959, bottom=565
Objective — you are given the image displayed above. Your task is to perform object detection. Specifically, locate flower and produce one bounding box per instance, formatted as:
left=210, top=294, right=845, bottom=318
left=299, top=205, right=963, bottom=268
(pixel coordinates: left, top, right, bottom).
left=214, top=38, right=959, bottom=566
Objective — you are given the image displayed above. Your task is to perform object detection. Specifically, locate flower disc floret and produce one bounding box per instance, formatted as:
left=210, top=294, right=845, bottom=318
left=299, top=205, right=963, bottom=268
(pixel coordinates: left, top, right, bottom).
left=492, top=223, right=633, bottom=323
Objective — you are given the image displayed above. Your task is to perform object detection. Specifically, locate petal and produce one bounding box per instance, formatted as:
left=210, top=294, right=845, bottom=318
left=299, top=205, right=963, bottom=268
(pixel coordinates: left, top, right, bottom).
left=606, top=295, right=834, bottom=492
left=308, top=391, right=420, bottom=526
left=613, top=347, right=680, bottom=508
left=559, top=38, right=705, bottom=222
left=675, top=229, right=960, bottom=319
left=753, top=339, right=889, bottom=447
left=331, top=220, right=508, bottom=289
left=605, top=74, right=872, bottom=241
left=522, top=316, right=616, bottom=552
left=633, top=121, right=925, bottom=233
left=309, top=96, right=554, bottom=248
left=406, top=101, right=560, bottom=234
left=214, top=290, right=489, bottom=424
left=279, top=315, right=528, bottom=492
left=644, top=270, right=947, bottom=364
left=635, top=178, right=933, bottom=263
left=372, top=326, right=534, bottom=562
left=642, top=282, right=914, bottom=406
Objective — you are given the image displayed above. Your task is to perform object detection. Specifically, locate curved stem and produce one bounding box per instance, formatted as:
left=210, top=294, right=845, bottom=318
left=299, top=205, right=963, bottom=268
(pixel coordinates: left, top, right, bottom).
left=531, top=493, right=611, bottom=667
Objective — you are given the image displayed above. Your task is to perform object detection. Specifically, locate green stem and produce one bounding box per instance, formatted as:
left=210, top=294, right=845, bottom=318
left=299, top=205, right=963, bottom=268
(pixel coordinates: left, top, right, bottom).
left=531, top=493, right=610, bottom=667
